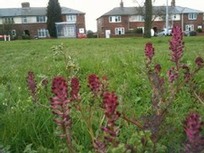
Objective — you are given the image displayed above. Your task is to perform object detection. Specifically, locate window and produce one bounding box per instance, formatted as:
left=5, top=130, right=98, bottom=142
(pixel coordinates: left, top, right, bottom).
left=3, top=17, right=14, bottom=24
left=185, top=24, right=194, bottom=31
left=66, top=15, right=76, bottom=22
left=188, top=13, right=197, bottom=20
left=22, top=17, right=28, bottom=23
left=129, top=15, right=144, bottom=22
left=37, top=16, right=46, bottom=23
left=109, top=16, right=121, bottom=23
left=37, top=29, right=49, bottom=38
left=11, top=29, right=16, bottom=36
left=115, top=27, right=125, bottom=35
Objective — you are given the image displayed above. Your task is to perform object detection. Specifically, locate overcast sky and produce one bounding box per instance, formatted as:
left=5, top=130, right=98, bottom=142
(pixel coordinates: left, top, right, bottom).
left=1, top=0, right=203, bottom=32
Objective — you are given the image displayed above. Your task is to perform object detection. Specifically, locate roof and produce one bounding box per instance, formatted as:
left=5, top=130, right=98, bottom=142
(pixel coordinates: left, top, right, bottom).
left=99, top=5, right=203, bottom=18
left=0, top=6, right=84, bottom=17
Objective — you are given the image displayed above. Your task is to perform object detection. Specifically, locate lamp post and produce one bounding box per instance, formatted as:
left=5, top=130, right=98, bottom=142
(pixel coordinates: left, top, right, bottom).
left=165, top=0, right=169, bottom=33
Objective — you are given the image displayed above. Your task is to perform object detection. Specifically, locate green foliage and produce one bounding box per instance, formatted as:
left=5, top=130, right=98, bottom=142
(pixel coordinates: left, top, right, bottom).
left=46, top=0, right=62, bottom=38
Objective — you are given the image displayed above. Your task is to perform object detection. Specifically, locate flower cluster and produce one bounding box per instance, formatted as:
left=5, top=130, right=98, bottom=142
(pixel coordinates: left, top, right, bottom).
left=167, top=67, right=178, bottom=83
left=145, top=42, right=155, bottom=63
left=88, top=74, right=108, bottom=97
left=195, top=57, right=204, bottom=68
left=88, top=74, right=102, bottom=96
left=102, top=91, right=120, bottom=146
left=169, top=25, right=184, bottom=65
left=51, top=77, right=70, bottom=126
left=26, top=71, right=37, bottom=102
left=70, top=77, right=80, bottom=101
left=184, top=112, right=204, bottom=152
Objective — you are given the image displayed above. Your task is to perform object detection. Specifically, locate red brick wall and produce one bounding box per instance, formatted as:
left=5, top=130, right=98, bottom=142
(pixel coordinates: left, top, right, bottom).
left=97, top=13, right=204, bottom=37
left=13, top=23, right=47, bottom=38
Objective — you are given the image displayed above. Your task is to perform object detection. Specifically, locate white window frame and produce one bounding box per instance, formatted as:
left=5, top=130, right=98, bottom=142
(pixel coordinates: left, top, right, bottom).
left=188, top=13, right=197, bottom=20
left=37, top=29, right=49, bottom=38
left=115, top=27, right=125, bottom=35
left=36, top=16, right=46, bottom=23
left=185, top=24, right=194, bottom=31
left=66, top=15, right=76, bottom=22
left=109, top=16, right=121, bottom=23
left=129, top=15, right=144, bottom=22
left=3, top=17, right=14, bottom=24
left=22, top=17, right=27, bottom=23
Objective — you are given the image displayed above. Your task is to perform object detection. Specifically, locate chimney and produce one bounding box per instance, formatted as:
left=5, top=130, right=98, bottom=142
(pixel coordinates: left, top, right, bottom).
left=21, top=2, right=30, bottom=8
left=120, top=0, right=124, bottom=8
left=171, top=0, right=175, bottom=7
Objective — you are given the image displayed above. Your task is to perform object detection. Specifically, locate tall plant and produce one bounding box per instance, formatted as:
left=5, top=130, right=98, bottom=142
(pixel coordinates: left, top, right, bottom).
left=47, top=0, right=62, bottom=38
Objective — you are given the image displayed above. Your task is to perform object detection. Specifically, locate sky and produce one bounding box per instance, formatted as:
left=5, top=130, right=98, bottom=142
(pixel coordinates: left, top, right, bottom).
left=1, top=0, right=203, bottom=32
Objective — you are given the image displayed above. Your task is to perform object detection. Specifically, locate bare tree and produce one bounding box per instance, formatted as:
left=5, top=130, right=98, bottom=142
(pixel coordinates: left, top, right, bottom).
left=143, top=0, right=152, bottom=38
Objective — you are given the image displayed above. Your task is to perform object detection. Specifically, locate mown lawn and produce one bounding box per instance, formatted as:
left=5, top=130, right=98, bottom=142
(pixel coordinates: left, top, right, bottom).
left=0, top=36, right=204, bottom=153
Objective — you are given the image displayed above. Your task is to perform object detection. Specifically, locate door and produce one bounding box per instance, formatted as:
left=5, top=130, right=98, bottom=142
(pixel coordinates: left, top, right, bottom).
left=105, top=30, right=111, bottom=38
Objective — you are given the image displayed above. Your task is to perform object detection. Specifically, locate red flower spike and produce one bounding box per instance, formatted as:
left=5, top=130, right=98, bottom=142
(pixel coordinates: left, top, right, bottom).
left=195, top=57, right=204, bottom=67
left=102, top=91, right=120, bottom=146
left=70, top=77, right=80, bottom=101
left=26, top=71, right=37, bottom=102
left=88, top=74, right=102, bottom=96
left=169, top=25, right=184, bottom=65
left=184, top=112, right=204, bottom=152
left=145, top=42, right=155, bottom=61
left=51, top=77, right=68, bottom=102
left=167, top=67, right=178, bottom=83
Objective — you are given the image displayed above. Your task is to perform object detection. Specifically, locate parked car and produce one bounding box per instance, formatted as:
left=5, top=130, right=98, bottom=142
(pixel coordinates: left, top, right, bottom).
left=156, top=28, right=172, bottom=36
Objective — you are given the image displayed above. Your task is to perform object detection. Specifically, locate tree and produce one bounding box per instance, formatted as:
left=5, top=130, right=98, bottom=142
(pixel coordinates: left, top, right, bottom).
left=47, top=0, right=62, bottom=38
left=143, top=0, right=152, bottom=38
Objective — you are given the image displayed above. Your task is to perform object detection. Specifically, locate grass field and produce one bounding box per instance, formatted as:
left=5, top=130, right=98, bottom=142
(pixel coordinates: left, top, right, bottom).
left=0, top=36, right=204, bottom=152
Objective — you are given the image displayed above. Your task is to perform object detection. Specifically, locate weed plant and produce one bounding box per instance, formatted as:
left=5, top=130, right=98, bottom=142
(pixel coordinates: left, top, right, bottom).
left=0, top=26, right=204, bottom=152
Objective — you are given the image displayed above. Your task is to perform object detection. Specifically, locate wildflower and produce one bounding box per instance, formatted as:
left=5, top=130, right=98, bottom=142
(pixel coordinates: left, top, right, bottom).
left=145, top=42, right=155, bottom=61
left=26, top=71, right=37, bottom=102
left=184, top=112, right=204, bottom=152
left=182, top=65, right=191, bottom=83
left=169, top=25, right=184, bottom=65
left=93, top=139, right=106, bottom=153
left=195, top=57, right=204, bottom=67
left=51, top=76, right=68, bottom=102
left=167, top=67, right=178, bottom=83
left=154, top=64, right=162, bottom=74
left=70, top=77, right=80, bottom=101
left=50, top=76, right=73, bottom=151
left=102, top=92, right=120, bottom=145
left=88, top=74, right=102, bottom=96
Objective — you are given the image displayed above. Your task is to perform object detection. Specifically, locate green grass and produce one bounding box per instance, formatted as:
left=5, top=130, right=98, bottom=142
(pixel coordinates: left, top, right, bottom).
left=0, top=36, right=204, bottom=152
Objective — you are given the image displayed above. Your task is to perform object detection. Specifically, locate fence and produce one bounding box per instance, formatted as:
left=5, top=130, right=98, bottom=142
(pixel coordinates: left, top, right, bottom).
left=0, top=35, right=11, bottom=41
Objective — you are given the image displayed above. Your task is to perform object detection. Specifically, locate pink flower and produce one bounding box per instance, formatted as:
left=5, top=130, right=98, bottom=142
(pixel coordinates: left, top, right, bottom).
left=51, top=77, right=68, bottom=102
left=184, top=112, right=204, bottom=152
left=102, top=92, right=120, bottom=145
left=26, top=71, right=37, bottom=102
left=169, top=25, right=184, bottom=64
left=145, top=42, right=155, bottom=61
left=88, top=74, right=102, bottom=96
left=167, top=67, right=178, bottom=83
left=70, top=77, right=80, bottom=101
left=195, top=57, right=204, bottom=67
left=154, top=64, right=161, bottom=73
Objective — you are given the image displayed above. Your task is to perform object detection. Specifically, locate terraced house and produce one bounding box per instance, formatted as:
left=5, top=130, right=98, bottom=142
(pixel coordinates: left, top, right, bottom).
left=0, top=2, right=86, bottom=39
left=97, top=1, right=204, bottom=38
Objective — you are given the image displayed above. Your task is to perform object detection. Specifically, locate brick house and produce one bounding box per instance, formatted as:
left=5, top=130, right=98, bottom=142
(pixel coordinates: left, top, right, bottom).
left=0, top=2, right=86, bottom=39
left=97, top=1, right=204, bottom=38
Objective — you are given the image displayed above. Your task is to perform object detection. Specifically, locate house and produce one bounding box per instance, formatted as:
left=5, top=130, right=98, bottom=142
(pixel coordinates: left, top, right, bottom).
left=0, top=2, right=86, bottom=39
left=97, top=1, right=204, bottom=38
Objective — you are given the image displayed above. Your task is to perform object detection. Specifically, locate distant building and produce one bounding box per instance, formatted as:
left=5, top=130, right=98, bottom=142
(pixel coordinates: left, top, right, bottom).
left=97, top=1, right=204, bottom=38
left=0, top=2, right=86, bottom=39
